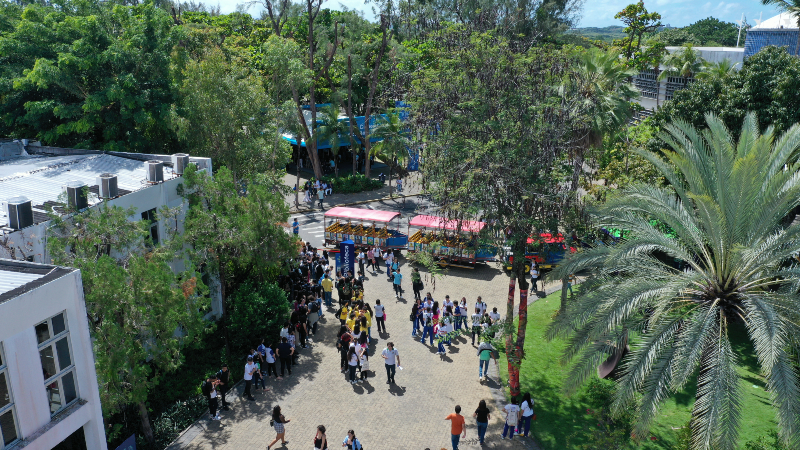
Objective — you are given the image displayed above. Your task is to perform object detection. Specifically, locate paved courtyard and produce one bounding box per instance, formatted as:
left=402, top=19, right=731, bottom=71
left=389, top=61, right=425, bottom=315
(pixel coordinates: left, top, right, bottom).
left=167, top=258, right=556, bottom=450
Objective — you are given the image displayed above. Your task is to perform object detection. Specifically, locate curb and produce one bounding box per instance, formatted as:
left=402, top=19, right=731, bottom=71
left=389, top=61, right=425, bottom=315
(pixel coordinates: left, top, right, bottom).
left=290, top=193, right=423, bottom=214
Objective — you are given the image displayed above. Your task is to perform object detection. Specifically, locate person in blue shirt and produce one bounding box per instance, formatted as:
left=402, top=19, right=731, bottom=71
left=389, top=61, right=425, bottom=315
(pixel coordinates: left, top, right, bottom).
left=292, top=218, right=300, bottom=235
left=392, top=269, right=403, bottom=298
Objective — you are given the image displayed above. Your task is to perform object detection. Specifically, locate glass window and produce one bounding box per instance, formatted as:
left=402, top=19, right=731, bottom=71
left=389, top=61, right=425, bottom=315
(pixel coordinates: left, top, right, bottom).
left=35, top=321, right=50, bottom=344
left=36, top=312, right=78, bottom=416
left=51, top=313, right=66, bottom=336
left=0, top=410, right=17, bottom=446
left=55, top=338, right=72, bottom=371
left=39, top=346, right=56, bottom=381
left=0, top=373, right=8, bottom=409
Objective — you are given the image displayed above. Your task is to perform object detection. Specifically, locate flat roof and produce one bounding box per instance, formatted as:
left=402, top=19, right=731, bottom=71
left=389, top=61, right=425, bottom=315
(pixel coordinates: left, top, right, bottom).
left=324, top=207, right=400, bottom=222
left=409, top=215, right=486, bottom=233
left=0, top=259, right=74, bottom=304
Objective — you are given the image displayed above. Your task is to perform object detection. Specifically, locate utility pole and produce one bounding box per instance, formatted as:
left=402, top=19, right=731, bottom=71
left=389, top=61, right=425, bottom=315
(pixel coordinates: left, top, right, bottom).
left=736, top=13, right=747, bottom=47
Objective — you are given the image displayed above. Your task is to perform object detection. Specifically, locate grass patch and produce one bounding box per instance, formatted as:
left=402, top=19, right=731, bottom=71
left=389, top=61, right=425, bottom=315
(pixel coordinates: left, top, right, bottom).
left=499, top=291, right=778, bottom=449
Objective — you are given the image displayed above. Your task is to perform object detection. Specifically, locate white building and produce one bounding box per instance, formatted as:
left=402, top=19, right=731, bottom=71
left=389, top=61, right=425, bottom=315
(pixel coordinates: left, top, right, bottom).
left=0, top=258, right=105, bottom=449
left=0, top=141, right=221, bottom=318
left=632, top=46, right=745, bottom=113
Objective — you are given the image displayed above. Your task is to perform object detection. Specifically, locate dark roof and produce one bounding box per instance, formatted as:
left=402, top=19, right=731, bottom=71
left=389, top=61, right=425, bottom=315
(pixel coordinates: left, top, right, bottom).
left=0, top=259, right=75, bottom=305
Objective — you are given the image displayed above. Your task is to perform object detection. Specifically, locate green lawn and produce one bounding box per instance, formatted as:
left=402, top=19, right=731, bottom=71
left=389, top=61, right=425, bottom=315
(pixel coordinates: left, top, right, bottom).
left=498, top=291, right=778, bottom=449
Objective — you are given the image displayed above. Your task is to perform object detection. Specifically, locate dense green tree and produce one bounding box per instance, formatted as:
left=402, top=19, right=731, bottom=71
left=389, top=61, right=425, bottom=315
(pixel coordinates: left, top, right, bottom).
left=412, top=28, right=582, bottom=398
left=48, top=204, right=208, bottom=445
left=613, top=1, right=662, bottom=60
left=647, top=27, right=698, bottom=46
left=227, top=281, right=290, bottom=354
left=173, top=48, right=289, bottom=179
left=657, top=43, right=704, bottom=87
left=370, top=109, right=409, bottom=190
left=684, top=17, right=742, bottom=47
left=650, top=46, right=800, bottom=144
left=0, top=1, right=179, bottom=152
left=695, top=58, right=739, bottom=81
left=549, top=113, right=800, bottom=450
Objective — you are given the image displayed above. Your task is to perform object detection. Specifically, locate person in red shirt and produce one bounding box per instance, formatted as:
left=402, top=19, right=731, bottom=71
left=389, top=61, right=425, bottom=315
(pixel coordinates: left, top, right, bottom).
left=445, top=405, right=467, bottom=450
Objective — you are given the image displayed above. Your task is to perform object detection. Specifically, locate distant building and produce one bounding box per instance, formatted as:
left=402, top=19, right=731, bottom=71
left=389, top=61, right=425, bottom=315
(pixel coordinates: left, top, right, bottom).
left=0, top=141, right=223, bottom=318
left=0, top=259, right=105, bottom=449
left=743, top=12, right=799, bottom=57
left=631, top=46, right=745, bottom=114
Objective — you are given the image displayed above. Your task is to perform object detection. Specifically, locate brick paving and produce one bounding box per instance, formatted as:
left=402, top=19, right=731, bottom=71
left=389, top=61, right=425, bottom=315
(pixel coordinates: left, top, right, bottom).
left=167, top=259, right=562, bottom=450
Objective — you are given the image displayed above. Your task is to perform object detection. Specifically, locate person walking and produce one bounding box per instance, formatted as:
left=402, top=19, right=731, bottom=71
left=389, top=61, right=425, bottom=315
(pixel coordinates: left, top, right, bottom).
left=366, top=248, right=375, bottom=272
left=341, top=430, right=362, bottom=449
left=381, top=342, right=400, bottom=384
left=318, top=188, right=325, bottom=209
left=435, top=320, right=447, bottom=355
left=473, top=400, right=491, bottom=445
left=384, top=250, right=394, bottom=279
left=374, top=299, right=386, bottom=333
left=516, top=393, right=535, bottom=438
left=202, top=375, right=220, bottom=421
left=470, top=308, right=483, bottom=346
left=411, top=268, right=423, bottom=300
left=358, top=344, right=370, bottom=381
left=445, top=405, right=467, bottom=450
left=392, top=268, right=403, bottom=298
left=477, top=339, right=497, bottom=380
left=313, top=425, right=328, bottom=450
left=215, top=364, right=230, bottom=411
left=277, top=337, right=293, bottom=378
left=529, top=263, right=540, bottom=293
left=243, top=356, right=256, bottom=401
left=263, top=342, right=278, bottom=380
left=501, top=397, right=521, bottom=440
left=475, top=296, right=487, bottom=316
left=267, top=405, right=289, bottom=449
left=292, top=218, right=300, bottom=235
left=411, top=299, right=421, bottom=337
left=420, top=307, right=434, bottom=345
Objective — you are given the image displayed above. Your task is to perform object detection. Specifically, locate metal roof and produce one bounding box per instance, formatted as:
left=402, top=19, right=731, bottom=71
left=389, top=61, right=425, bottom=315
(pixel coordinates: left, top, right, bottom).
left=0, top=153, right=177, bottom=227
left=0, top=269, right=44, bottom=295
left=0, top=259, right=74, bottom=303
left=324, top=207, right=400, bottom=223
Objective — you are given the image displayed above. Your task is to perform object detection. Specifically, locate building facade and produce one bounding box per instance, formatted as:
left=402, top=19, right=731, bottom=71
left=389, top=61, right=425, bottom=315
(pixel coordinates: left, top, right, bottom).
left=744, top=12, right=799, bottom=58
left=0, top=259, right=105, bottom=450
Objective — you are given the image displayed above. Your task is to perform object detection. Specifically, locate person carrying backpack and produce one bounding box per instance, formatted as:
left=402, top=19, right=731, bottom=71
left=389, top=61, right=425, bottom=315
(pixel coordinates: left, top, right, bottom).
left=420, top=307, right=434, bottom=345
left=501, top=396, right=521, bottom=440
left=202, top=376, right=220, bottom=421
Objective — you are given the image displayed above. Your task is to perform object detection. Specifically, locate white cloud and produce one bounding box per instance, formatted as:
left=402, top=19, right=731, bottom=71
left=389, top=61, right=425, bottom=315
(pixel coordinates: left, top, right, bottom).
left=577, top=0, right=780, bottom=27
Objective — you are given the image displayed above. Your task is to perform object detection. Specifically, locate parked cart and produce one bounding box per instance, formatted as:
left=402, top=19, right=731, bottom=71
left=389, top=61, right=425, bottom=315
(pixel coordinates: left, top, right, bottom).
left=323, top=206, right=408, bottom=250
left=406, top=215, right=496, bottom=268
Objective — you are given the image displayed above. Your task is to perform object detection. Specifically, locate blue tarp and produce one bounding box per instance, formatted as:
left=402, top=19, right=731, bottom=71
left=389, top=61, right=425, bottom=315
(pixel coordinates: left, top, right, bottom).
left=282, top=114, right=388, bottom=149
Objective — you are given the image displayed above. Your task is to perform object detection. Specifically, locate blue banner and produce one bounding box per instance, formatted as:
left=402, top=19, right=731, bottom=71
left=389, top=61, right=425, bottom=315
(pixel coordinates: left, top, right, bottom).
left=115, top=435, right=136, bottom=450
left=340, top=240, right=355, bottom=276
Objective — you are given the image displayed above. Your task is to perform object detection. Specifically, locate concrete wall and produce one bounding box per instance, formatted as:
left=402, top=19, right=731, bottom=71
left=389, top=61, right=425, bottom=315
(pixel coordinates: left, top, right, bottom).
left=1, top=270, right=106, bottom=449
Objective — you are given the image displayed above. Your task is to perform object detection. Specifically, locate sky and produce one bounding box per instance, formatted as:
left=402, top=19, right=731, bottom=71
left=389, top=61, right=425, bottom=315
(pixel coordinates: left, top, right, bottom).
left=214, top=0, right=782, bottom=29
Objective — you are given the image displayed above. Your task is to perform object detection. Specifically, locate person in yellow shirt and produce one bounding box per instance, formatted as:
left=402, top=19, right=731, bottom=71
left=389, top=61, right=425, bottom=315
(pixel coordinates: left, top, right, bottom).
left=346, top=311, right=358, bottom=331
left=360, top=307, right=372, bottom=340
left=321, top=274, right=334, bottom=308
left=338, top=303, right=350, bottom=326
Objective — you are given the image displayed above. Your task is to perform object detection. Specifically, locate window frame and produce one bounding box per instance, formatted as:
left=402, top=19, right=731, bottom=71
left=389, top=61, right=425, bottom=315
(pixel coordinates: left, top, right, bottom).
left=0, top=343, right=20, bottom=449
left=141, top=208, right=160, bottom=245
left=36, top=313, right=79, bottom=416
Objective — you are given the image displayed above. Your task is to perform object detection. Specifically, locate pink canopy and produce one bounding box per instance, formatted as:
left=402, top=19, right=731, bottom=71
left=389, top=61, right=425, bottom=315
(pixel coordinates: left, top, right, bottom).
left=409, top=215, right=486, bottom=233
left=324, top=206, right=400, bottom=223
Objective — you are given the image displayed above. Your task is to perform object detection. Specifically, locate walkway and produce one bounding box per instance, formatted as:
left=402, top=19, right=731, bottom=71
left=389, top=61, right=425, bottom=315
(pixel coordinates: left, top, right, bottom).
left=167, top=261, right=560, bottom=450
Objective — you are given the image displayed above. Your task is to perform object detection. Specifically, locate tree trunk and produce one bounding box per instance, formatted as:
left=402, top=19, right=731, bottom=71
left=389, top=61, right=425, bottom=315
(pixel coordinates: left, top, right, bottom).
left=559, top=277, right=569, bottom=314
left=138, top=400, right=154, bottom=444
left=505, top=277, right=516, bottom=392
left=365, top=143, right=371, bottom=178
left=508, top=238, right=528, bottom=398
left=295, top=154, right=300, bottom=208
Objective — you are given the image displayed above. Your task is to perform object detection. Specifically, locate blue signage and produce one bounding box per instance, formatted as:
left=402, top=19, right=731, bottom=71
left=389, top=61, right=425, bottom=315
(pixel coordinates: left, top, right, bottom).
left=340, top=240, right=355, bottom=276
left=115, top=435, right=136, bottom=450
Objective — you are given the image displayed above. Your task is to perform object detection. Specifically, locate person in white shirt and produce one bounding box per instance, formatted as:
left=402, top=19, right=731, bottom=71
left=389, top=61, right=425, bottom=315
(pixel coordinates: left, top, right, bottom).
left=420, top=307, right=434, bottom=345
left=444, top=295, right=454, bottom=310
left=243, top=356, right=257, bottom=401
left=356, top=250, right=366, bottom=277
left=489, top=307, right=501, bottom=323
left=381, top=342, right=400, bottom=384
left=474, top=296, right=487, bottom=316
left=374, top=299, right=386, bottom=333
left=384, top=251, right=394, bottom=279
left=324, top=182, right=332, bottom=195
left=516, top=393, right=535, bottom=437
left=529, top=264, right=540, bottom=292
left=502, top=397, right=521, bottom=440
left=471, top=308, right=484, bottom=345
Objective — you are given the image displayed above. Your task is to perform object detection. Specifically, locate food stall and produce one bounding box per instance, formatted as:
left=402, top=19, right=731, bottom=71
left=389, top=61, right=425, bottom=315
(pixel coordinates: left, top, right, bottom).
left=406, top=215, right=496, bottom=267
left=324, top=206, right=408, bottom=250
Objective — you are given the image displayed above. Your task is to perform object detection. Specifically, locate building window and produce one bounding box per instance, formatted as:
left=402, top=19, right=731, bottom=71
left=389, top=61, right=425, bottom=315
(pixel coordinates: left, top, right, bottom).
left=0, top=343, right=20, bottom=449
left=141, top=208, right=159, bottom=245
left=36, top=312, right=79, bottom=416
left=633, top=69, right=660, bottom=99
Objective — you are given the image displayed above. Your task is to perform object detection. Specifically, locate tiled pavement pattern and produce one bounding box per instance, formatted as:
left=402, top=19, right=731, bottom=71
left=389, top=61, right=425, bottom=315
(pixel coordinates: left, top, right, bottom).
left=167, top=259, right=563, bottom=450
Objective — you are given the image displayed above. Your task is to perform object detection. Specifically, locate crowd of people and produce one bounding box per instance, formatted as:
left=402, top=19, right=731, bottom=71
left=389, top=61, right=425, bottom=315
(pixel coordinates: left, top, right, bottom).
left=199, top=238, right=537, bottom=449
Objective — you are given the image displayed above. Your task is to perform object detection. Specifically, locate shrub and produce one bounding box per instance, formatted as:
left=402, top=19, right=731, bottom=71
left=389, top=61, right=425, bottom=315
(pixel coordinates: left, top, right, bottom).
left=227, top=281, right=290, bottom=356
left=321, top=174, right=383, bottom=194
left=744, top=431, right=790, bottom=450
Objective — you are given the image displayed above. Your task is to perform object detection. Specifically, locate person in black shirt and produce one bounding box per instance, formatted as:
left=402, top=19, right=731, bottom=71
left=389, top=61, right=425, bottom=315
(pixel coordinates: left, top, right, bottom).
left=277, top=337, right=294, bottom=377
left=473, top=399, right=491, bottom=445
left=297, top=300, right=309, bottom=347
left=216, top=364, right=230, bottom=410
left=201, top=375, right=220, bottom=420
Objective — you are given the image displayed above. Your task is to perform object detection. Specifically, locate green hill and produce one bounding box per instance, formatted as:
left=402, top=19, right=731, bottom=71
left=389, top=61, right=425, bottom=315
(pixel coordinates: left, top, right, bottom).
left=568, top=26, right=627, bottom=42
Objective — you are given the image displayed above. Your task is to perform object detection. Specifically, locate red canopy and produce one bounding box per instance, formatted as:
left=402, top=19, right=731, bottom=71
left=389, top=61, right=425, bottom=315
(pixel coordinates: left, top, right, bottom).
left=409, top=215, right=486, bottom=233
left=324, top=207, right=400, bottom=223
left=527, top=233, right=566, bottom=244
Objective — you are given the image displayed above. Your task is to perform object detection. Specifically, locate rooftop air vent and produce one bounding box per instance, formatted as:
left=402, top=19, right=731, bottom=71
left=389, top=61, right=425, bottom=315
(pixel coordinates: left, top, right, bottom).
left=172, top=153, right=190, bottom=176
left=96, top=173, right=119, bottom=199
left=7, top=196, right=33, bottom=230
left=63, top=181, right=88, bottom=210
left=145, top=160, right=164, bottom=183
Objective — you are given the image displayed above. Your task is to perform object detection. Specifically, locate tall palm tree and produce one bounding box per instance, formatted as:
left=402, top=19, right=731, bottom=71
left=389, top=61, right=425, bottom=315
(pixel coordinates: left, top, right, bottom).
left=760, top=1, right=800, bottom=55
left=371, top=109, right=410, bottom=192
left=657, top=43, right=705, bottom=88
left=315, top=103, right=348, bottom=178
left=548, top=113, right=800, bottom=450
left=562, top=48, right=639, bottom=193
left=695, top=58, right=740, bottom=81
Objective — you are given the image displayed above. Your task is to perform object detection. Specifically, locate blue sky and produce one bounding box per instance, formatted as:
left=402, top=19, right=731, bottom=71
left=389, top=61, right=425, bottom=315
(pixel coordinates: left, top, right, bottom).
left=216, top=0, right=782, bottom=28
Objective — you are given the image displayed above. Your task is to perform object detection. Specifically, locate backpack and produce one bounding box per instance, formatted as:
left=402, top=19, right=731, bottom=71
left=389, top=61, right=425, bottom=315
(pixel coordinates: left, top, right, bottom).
left=506, top=406, right=519, bottom=426
left=201, top=380, right=211, bottom=397
left=342, top=283, right=352, bottom=296
left=425, top=314, right=433, bottom=327
left=309, top=302, right=318, bottom=313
